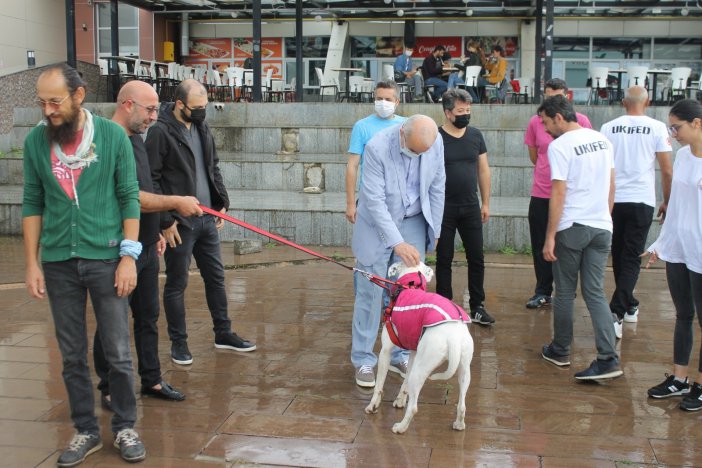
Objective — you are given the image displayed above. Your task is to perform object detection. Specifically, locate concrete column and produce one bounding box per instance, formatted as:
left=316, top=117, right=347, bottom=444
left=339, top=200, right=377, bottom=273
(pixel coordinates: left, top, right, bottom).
left=520, top=20, right=536, bottom=87
left=323, top=22, right=349, bottom=94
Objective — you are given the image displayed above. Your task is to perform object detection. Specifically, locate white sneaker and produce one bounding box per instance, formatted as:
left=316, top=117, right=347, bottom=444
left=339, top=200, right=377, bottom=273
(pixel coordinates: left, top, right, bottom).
left=613, top=314, right=623, bottom=340
left=624, top=306, right=639, bottom=323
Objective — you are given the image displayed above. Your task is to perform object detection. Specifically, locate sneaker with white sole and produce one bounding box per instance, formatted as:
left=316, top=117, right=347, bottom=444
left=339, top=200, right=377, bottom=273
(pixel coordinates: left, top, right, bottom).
left=113, top=428, right=146, bottom=463
left=57, top=433, right=102, bottom=467
left=214, top=332, right=256, bottom=352
left=613, top=314, right=623, bottom=340
left=389, top=360, right=409, bottom=378
left=171, top=340, right=193, bottom=365
left=541, top=343, right=570, bottom=367
left=648, top=374, right=690, bottom=399
left=680, top=382, right=702, bottom=411
left=470, top=306, right=495, bottom=325
left=574, top=358, right=623, bottom=381
left=355, top=365, right=375, bottom=387
left=526, top=294, right=552, bottom=309
left=624, top=305, right=639, bottom=323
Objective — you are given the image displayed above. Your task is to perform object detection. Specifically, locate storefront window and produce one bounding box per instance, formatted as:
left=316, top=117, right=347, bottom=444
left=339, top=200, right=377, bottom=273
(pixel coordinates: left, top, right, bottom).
left=96, top=2, right=139, bottom=57
left=285, top=37, right=330, bottom=58
left=653, top=38, right=702, bottom=60
left=593, top=38, right=647, bottom=60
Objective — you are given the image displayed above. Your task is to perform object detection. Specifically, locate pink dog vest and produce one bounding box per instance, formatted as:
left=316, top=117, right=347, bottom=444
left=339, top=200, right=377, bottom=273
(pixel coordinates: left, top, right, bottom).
left=385, top=272, right=471, bottom=350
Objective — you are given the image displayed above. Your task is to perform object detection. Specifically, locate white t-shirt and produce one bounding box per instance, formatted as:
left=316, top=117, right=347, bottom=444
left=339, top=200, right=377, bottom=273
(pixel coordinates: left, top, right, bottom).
left=600, top=115, right=672, bottom=207
left=648, top=146, right=702, bottom=274
left=548, top=127, right=614, bottom=233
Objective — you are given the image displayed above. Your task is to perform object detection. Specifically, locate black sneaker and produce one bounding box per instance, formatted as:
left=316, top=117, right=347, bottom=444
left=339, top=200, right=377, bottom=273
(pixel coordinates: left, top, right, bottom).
left=574, top=358, right=623, bottom=381
left=171, top=340, right=193, bottom=365
left=113, top=428, right=146, bottom=463
left=57, top=432, right=102, bottom=467
left=541, top=343, right=570, bottom=367
left=648, top=374, right=690, bottom=399
left=680, top=382, right=702, bottom=411
left=470, top=306, right=495, bottom=325
left=526, top=294, right=552, bottom=309
left=214, top=332, right=257, bottom=352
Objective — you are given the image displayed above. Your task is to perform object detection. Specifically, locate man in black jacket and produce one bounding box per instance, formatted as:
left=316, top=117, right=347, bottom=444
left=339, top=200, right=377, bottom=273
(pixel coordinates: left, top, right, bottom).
left=145, top=79, right=256, bottom=365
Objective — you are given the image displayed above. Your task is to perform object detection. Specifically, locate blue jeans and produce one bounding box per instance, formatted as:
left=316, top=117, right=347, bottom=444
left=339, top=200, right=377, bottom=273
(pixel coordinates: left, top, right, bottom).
left=164, top=214, right=231, bottom=342
left=351, top=214, right=427, bottom=368
left=425, top=77, right=448, bottom=100
left=43, top=258, right=136, bottom=435
left=94, top=242, right=163, bottom=392
left=551, top=224, right=617, bottom=360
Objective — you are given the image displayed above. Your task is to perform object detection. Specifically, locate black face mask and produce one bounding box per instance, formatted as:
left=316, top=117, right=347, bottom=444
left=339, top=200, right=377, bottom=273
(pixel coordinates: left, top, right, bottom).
left=181, top=104, right=206, bottom=124
left=453, top=114, right=471, bottom=129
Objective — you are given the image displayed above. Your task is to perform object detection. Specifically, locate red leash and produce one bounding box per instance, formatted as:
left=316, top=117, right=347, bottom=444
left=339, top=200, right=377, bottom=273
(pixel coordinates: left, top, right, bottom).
left=199, top=205, right=400, bottom=289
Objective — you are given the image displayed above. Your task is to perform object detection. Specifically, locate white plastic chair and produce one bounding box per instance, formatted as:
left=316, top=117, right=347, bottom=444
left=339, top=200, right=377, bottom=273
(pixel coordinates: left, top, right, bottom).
left=666, top=67, right=692, bottom=104
left=315, top=67, right=338, bottom=102
left=347, top=75, right=365, bottom=101
left=588, top=66, right=610, bottom=104
left=626, top=66, right=649, bottom=88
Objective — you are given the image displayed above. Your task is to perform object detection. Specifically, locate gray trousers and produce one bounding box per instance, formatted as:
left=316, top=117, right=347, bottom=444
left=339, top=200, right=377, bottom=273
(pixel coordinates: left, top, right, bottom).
left=551, top=223, right=618, bottom=361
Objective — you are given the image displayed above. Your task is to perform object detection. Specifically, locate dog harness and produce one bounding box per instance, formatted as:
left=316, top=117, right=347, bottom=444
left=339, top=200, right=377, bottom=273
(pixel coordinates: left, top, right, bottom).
left=383, top=271, right=471, bottom=350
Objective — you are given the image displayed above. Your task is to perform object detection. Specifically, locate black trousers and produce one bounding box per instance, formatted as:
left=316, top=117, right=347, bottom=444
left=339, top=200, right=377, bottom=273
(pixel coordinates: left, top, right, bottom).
left=94, top=242, right=162, bottom=392
left=528, top=196, right=553, bottom=296
left=667, top=263, right=702, bottom=372
left=435, top=204, right=485, bottom=309
left=609, top=202, right=654, bottom=319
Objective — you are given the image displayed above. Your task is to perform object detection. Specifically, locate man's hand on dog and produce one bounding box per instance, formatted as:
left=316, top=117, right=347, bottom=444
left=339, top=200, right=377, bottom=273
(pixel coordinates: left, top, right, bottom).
left=393, top=242, right=421, bottom=267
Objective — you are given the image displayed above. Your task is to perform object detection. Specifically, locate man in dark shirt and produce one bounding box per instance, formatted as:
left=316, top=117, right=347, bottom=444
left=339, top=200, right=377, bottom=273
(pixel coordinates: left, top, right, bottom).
left=93, top=80, right=203, bottom=407
left=421, top=45, right=449, bottom=102
left=146, top=79, right=256, bottom=366
left=435, top=88, right=495, bottom=325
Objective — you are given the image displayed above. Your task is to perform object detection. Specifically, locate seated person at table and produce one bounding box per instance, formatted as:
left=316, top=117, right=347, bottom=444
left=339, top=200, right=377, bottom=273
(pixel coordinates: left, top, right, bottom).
left=448, top=40, right=482, bottom=102
left=421, top=45, right=449, bottom=102
left=394, top=44, right=424, bottom=102
left=478, top=45, right=508, bottom=103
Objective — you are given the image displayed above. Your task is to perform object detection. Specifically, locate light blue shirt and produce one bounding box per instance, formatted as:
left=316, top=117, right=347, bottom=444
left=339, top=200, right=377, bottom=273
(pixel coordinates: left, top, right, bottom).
left=402, top=153, right=421, bottom=217
left=348, top=114, right=406, bottom=189
left=394, top=54, right=415, bottom=73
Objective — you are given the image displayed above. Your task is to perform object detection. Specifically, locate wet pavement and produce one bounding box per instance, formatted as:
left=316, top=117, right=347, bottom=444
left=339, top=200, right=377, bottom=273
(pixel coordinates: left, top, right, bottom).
left=0, top=235, right=700, bottom=467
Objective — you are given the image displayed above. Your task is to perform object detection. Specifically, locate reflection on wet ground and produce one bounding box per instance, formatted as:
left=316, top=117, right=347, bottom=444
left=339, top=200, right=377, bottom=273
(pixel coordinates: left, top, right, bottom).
left=0, top=236, right=699, bottom=467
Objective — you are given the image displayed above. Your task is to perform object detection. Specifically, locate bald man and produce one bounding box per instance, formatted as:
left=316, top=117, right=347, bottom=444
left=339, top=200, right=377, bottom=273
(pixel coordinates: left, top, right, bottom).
left=145, top=79, right=256, bottom=367
left=93, top=80, right=203, bottom=408
left=350, top=114, right=446, bottom=387
left=600, top=86, right=673, bottom=338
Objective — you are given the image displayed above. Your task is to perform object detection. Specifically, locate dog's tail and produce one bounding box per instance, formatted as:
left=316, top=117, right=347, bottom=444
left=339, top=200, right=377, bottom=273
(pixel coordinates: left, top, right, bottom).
left=428, top=339, right=461, bottom=381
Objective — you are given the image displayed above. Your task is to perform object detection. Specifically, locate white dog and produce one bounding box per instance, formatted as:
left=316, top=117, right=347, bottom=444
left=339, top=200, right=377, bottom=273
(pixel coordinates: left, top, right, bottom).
left=365, top=262, right=474, bottom=434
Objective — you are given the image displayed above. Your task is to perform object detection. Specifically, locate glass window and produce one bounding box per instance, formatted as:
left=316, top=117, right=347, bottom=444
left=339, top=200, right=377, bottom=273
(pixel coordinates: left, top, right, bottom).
left=285, top=37, right=330, bottom=58
left=553, top=37, right=590, bottom=59
left=593, top=38, right=646, bottom=60
left=653, top=38, right=702, bottom=60
left=96, top=3, right=140, bottom=57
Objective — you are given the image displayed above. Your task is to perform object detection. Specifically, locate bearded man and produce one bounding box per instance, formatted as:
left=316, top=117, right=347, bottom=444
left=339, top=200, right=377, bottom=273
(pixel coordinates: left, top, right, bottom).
left=22, top=63, right=146, bottom=466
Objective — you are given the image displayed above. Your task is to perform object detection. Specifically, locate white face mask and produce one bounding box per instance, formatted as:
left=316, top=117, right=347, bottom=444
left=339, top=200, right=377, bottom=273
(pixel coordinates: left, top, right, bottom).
left=405, top=50, right=413, bottom=57
left=400, top=133, right=422, bottom=158
left=374, top=100, right=396, bottom=119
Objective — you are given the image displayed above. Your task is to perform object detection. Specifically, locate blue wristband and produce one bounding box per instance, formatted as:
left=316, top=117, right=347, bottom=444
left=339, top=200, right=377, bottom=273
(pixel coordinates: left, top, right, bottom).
left=119, top=239, right=142, bottom=260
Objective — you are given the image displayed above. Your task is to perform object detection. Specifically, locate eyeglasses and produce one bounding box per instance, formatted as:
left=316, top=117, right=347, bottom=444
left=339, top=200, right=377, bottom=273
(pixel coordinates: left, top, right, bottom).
left=668, top=122, right=688, bottom=136
left=128, top=100, right=159, bottom=115
left=35, top=94, right=70, bottom=109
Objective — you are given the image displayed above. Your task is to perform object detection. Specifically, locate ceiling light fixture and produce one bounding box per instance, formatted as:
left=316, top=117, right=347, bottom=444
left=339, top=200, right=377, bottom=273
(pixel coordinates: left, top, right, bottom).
left=586, top=7, right=596, bottom=14
left=397, top=9, right=404, bottom=16
left=466, top=9, right=473, bottom=16
left=651, top=7, right=662, bottom=14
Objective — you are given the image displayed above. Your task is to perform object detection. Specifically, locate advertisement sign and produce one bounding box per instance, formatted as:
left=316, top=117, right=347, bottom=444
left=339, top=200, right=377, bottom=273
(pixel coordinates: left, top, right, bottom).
left=189, top=39, right=232, bottom=59
left=469, top=37, right=519, bottom=57
left=233, top=38, right=283, bottom=59
left=262, top=60, right=283, bottom=79
left=414, top=37, right=462, bottom=58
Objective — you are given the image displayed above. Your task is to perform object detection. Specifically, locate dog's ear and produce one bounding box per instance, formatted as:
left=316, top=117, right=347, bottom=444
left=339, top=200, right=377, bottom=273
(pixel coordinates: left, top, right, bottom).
left=388, top=262, right=404, bottom=278
left=420, top=262, right=434, bottom=283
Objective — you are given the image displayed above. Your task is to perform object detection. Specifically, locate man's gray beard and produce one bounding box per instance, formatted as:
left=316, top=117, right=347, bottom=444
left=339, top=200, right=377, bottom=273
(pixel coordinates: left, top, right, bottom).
left=45, top=106, right=81, bottom=147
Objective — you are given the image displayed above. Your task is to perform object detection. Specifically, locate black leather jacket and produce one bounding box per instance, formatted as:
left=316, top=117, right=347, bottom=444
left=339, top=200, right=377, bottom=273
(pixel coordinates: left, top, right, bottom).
left=145, top=102, right=229, bottom=229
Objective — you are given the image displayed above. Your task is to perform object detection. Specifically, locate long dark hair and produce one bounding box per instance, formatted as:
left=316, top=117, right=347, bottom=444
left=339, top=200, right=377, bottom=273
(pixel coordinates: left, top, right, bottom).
left=670, top=99, right=702, bottom=123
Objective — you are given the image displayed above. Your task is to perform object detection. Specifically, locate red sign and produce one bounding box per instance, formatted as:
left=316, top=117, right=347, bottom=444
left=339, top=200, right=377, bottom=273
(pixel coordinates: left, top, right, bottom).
left=414, top=37, right=461, bottom=58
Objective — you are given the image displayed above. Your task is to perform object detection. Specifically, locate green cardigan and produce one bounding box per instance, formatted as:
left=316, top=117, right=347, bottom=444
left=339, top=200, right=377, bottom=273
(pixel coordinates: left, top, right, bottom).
left=22, top=113, right=140, bottom=262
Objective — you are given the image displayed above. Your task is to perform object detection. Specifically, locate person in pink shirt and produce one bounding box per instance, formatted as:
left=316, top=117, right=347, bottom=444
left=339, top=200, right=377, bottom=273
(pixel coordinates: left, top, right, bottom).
left=524, top=79, right=592, bottom=309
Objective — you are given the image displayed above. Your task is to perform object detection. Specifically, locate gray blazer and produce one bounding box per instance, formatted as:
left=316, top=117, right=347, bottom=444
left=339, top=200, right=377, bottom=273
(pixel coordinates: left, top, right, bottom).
left=352, top=124, right=446, bottom=266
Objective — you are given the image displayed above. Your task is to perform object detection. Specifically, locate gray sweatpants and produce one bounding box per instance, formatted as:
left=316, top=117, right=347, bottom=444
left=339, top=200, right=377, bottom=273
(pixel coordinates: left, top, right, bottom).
left=551, top=223, right=618, bottom=361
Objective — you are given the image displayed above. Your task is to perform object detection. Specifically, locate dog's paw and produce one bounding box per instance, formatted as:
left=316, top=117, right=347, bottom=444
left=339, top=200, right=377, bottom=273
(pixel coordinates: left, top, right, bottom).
left=392, top=422, right=407, bottom=434
left=452, top=421, right=466, bottom=431
left=364, top=404, right=378, bottom=414
left=392, top=396, right=407, bottom=408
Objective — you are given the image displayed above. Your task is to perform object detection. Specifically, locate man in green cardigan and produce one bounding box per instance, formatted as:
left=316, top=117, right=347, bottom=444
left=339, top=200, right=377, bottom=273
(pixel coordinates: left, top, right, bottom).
left=22, top=64, right=146, bottom=466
